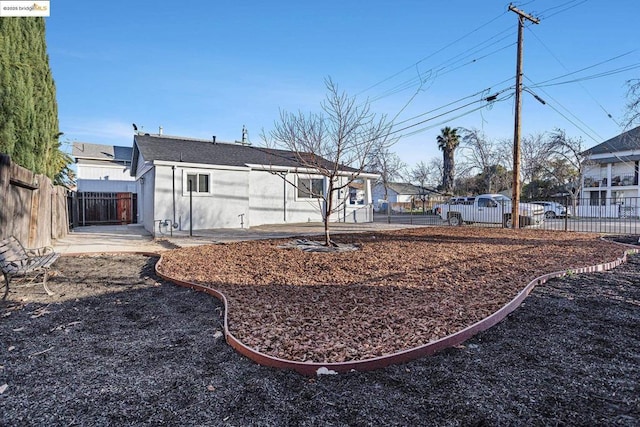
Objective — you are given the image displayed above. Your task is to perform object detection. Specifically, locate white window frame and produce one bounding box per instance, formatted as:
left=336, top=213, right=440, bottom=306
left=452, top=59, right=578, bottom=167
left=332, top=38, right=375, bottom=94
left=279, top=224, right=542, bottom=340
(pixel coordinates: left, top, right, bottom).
left=183, top=170, right=211, bottom=195
left=296, top=175, right=324, bottom=200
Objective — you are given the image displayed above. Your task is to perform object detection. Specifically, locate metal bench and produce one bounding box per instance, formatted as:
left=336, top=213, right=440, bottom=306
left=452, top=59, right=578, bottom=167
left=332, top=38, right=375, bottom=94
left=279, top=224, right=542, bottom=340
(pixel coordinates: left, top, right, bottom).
left=0, top=236, right=60, bottom=300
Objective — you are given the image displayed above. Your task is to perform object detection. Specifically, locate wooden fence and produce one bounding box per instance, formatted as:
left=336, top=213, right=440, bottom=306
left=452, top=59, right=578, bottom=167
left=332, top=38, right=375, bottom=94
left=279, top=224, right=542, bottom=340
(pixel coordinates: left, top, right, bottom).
left=0, top=154, right=68, bottom=247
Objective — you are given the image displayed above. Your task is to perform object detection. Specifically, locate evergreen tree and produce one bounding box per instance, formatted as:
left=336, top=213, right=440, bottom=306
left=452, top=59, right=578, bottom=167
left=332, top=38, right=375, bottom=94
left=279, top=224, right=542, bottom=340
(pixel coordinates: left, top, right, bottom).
left=0, top=17, right=62, bottom=179
left=436, top=126, right=461, bottom=194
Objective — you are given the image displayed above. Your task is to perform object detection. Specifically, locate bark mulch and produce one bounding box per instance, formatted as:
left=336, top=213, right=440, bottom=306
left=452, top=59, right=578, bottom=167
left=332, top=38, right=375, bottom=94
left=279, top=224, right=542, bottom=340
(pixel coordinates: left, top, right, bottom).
left=0, top=230, right=638, bottom=426
left=158, top=227, right=632, bottom=363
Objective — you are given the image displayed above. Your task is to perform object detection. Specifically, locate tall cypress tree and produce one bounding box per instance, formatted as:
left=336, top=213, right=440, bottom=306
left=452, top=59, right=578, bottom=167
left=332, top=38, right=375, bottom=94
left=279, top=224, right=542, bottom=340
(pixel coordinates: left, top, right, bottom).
left=0, top=17, right=61, bottom=178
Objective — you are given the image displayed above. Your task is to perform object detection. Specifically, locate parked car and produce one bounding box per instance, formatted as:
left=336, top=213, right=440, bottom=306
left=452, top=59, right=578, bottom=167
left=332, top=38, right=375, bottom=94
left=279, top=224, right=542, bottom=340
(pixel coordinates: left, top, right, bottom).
left=436, top=194, right=545, bottom=227
left=531, top=201, right=568, bottom=219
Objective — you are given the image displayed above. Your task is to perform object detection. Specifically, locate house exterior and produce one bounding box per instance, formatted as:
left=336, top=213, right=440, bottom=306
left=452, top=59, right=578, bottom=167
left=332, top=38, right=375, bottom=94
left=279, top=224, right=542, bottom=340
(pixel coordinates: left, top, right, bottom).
left=130, top=133, right=378, bottom=233
left=580, top=126, right=640, bottom=218
left=71, top=142, right=138, bottom=225
left=371, top=182, right=442, bottom=212
left=73, top=142, right=135, bottom=192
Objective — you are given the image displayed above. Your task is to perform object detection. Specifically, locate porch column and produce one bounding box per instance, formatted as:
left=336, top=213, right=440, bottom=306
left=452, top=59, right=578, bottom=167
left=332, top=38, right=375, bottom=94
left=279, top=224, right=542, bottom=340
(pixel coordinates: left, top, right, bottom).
left=606, top=163, right=612, bottom=201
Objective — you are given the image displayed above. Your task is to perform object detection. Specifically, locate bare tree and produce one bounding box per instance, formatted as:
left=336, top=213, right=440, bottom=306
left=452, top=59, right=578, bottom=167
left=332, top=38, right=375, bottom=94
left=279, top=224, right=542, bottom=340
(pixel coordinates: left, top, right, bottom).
left=520, top=133, right=551, bottom=184
left=368, top=146, right=405, bottom=204
left=545, top=128, right=591, bottom=213
left=410, top=161, right=430, bottom=189
left=624, top=78, right=640, bottom=129
left=426, top=158, right=444, bottom=188
left=459, top=128, right=506, bottom=193
left=268, top=78, right=393, bottom=245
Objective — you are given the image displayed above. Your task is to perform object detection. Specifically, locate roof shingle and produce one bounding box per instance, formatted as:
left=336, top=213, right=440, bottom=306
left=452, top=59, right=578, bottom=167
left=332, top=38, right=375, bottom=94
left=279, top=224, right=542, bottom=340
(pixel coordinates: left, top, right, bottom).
left=583, top=126, right=640, bottom=155
left=132, top=134, right=357, bottom=172
left=72, top=142, right=132, bottom=162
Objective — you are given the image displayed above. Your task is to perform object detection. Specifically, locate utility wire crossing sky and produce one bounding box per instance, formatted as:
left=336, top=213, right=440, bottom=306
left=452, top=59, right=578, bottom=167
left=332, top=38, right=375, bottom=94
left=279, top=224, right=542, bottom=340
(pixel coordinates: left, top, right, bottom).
left=45, top=0, right=639, bottom=167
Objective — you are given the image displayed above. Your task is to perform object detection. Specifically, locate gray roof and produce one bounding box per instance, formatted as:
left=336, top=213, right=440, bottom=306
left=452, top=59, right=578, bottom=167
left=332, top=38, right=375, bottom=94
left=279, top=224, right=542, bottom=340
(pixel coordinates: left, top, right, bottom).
left=583, top=126, right=640, bottom=155
left=386, top=182, right=440, bottom=195
left=589, top=154, right=640, bottom=164
left=131, top=134, right=357, bottom=174
left=72, top=142, right=133, bottom=162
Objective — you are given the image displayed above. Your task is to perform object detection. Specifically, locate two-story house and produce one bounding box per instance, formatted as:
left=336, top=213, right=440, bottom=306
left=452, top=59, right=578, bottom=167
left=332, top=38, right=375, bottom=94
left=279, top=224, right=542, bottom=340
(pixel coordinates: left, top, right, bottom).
left=71, top=142, right=138, bottom=225
left=580, top=126, right=640, bottom=218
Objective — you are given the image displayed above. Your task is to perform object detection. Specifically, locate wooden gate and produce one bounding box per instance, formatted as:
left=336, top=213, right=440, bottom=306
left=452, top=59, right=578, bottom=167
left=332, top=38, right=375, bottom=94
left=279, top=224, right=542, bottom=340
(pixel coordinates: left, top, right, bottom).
left=72, top=192, right=137, bottom=226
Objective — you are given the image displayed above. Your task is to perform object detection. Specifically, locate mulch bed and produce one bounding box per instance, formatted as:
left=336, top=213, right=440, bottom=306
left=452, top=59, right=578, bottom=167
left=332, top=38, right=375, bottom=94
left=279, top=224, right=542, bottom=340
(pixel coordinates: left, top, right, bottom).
left=0, top=231, right=638, bottom=425
left=158, top=227, right=632, bottom=363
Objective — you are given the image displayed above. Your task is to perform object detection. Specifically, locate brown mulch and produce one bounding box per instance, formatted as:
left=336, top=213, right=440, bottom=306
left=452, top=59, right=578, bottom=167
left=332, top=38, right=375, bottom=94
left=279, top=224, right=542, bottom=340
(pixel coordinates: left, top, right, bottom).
left=157, top=227, right=633, bottom=363
left=1, top=231, right=639, bottom=426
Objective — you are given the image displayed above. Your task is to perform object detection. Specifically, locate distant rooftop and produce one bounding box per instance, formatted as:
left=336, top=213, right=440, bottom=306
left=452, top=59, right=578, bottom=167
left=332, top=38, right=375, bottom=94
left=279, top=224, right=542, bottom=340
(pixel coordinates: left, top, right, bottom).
left=72, top=142, right=133, bottom=163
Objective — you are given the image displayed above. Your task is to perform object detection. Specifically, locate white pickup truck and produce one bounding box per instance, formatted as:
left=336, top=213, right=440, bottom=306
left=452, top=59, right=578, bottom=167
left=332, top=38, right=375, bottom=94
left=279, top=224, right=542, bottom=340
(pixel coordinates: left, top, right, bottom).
left=434, top=194, right=545, bottom=227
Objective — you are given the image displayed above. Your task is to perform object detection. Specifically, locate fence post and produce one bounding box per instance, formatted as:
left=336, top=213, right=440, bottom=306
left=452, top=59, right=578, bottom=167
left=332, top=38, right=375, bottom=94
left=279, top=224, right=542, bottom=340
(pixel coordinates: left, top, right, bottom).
left=189, top=186, right=193, bottom=237
left=565, top=196, right=569, bottom=232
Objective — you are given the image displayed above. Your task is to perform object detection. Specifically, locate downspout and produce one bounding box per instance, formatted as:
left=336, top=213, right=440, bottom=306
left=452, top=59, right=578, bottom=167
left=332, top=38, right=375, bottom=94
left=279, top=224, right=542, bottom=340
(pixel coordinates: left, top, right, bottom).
left=172, top=165, right=176, bottom=236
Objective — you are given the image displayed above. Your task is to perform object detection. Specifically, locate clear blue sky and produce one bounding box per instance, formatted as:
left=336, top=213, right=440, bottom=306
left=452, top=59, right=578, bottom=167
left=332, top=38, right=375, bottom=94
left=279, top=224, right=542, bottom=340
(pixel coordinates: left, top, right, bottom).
left=45, top=0, right=639, bottom=169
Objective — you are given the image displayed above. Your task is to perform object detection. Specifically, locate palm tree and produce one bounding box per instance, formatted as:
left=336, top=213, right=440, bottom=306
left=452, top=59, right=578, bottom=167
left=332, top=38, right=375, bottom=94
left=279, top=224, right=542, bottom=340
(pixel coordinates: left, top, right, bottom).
left=437, top=127, right=460, bottom=194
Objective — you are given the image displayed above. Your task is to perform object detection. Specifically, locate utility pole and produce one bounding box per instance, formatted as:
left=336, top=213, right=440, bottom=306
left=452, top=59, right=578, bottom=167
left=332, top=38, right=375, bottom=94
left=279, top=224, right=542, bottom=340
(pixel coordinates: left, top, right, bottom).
left=509, top=3, right=539, bottom=229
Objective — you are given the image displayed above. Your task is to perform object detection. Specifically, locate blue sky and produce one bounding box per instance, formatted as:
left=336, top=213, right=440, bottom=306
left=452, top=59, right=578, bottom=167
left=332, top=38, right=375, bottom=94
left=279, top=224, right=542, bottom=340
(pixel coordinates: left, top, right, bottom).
left=46, top=0, right=639, bottom=169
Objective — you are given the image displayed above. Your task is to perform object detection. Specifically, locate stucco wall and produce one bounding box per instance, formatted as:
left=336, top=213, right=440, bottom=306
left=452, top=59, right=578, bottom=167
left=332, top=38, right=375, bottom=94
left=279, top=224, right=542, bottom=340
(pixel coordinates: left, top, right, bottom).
left=76, top=179, right=136, bottom=193
left=153, top=164, right=250, bottom=231
left=141, top=163, right=375, bottom=231
left=77, top=163, right=134, bottom=182
left=140, top=169, right=155, bottom=233
left=248, top=171, right=324, bottom=226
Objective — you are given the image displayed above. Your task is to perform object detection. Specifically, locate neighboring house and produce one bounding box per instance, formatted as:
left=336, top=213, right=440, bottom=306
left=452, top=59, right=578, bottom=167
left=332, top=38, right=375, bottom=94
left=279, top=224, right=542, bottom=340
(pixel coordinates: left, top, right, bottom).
left=580, top=126, right=640, bottom=218
left=71, top=142, right=138, bottom=225
left=130, top=133, right=378, bottom=233
left=371, top=182, right=441, bottom=212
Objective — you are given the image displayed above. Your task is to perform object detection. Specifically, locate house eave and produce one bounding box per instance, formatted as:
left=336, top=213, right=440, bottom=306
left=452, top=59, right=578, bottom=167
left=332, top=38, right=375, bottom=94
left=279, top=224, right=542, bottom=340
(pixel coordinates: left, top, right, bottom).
left=153, top=160, right=250, bottom=172
left=245, top=163, right=379, bottom=179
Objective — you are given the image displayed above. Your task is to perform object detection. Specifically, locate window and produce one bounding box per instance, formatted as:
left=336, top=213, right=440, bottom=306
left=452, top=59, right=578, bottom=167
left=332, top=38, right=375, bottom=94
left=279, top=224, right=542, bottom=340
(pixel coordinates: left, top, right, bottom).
left=612, top=191, right=624, bottom=205
left=297, top=177, right=323, bottom=199
left=477, top=197, right=497, bottom=208
left=349, top=179, right=365, bottom=205
left=186, top=173, right=210, bottom=193
left=589, top=190, right=606, bottom=206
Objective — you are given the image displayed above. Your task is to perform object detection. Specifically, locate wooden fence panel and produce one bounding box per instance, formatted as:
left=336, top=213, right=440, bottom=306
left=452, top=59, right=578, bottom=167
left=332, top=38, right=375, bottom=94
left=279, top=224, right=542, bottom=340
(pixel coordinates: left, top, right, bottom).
left=0, top=154, right=68, bottom=247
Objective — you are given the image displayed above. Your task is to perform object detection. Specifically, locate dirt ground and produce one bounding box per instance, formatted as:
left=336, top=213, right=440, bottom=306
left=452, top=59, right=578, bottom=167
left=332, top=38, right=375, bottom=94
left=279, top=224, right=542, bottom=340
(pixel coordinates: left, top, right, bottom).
left=1, top=229, right=639, bottom=426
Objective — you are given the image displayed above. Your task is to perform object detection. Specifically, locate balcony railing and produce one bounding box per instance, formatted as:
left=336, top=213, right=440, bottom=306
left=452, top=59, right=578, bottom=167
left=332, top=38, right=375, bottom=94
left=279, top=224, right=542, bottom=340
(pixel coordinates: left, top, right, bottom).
left=584, top=175, right=638, bottom=187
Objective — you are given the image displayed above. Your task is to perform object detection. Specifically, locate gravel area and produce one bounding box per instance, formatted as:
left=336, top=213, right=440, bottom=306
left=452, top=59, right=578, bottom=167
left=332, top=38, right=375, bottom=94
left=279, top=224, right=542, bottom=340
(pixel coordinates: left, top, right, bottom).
left=0, top=230, right=638, bottom=425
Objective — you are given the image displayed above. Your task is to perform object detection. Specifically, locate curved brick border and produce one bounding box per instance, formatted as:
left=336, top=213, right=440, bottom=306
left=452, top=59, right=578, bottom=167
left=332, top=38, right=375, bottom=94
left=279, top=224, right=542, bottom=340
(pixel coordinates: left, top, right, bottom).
left=60, top=251, right=161, bottom=257
left=155, top=240, right=638, bottom=376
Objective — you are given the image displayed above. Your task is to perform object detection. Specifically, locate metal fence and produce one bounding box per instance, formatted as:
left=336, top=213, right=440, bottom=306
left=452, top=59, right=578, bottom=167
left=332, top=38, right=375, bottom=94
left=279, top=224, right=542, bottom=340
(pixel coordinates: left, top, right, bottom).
left=373, top=196, right=640, bottom=235
left=71, top=192, right=137, bottom=227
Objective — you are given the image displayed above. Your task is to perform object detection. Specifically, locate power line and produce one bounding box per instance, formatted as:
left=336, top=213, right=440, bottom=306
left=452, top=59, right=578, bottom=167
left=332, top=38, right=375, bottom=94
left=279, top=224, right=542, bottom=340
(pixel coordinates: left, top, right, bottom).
left=524, top=77, right=638, bottom=171
left=525, top=77, right=602, bottom=142
left=399, top=94, right=515, bottom=139
left=389, top=91, right=512, bottom=137
left=526, top=27, right=629, bottom=126
left=530, top=63, right=640, bottom=88
left=359, top=0, right=592, bottom=117
left=366, top=29, right=516, bottom=104
left=528, top=50, right=637, bottom=86
left=392, top=77, right=514, bottom=126
left=537, top=0, right=588, bottom=20
left=356, top=10, right=509, bottom=97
